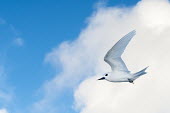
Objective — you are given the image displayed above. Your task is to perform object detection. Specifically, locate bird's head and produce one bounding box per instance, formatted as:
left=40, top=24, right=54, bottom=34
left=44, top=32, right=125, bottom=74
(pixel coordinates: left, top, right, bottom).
left=98, top=73, right=109, bottom=80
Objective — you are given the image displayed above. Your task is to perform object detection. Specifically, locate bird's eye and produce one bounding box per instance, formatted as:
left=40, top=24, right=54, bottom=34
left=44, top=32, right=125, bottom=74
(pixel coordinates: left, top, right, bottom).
left=105, top=74, right=108, bottom=76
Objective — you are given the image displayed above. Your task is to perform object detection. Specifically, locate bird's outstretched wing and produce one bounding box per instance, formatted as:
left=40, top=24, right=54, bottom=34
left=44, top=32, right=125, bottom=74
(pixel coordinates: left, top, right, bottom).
left=104, top=30, right=136, bottom=72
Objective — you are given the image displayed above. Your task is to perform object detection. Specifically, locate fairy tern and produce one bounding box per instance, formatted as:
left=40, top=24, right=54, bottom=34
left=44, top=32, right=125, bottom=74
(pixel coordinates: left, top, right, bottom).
left=98, top=30, right=148, bottom=83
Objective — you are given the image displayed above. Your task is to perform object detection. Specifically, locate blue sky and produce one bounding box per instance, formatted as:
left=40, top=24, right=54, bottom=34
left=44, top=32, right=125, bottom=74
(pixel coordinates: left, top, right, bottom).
left=0, top=0, right=140, bottom=113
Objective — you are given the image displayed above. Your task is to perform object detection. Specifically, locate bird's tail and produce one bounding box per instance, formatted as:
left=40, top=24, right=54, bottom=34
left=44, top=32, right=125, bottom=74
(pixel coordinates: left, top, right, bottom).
left=133, top=66, right=149, bottom=79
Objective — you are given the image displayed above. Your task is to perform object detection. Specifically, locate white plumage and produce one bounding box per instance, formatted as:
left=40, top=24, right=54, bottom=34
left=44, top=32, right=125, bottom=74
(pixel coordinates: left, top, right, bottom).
left=98, top=30, right=148, bottom=83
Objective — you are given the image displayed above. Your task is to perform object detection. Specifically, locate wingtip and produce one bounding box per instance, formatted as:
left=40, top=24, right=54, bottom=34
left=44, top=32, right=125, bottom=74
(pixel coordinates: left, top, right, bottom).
left=127, top=30, right=136, bottom=36
left=131, top=30, right=136, bottom=34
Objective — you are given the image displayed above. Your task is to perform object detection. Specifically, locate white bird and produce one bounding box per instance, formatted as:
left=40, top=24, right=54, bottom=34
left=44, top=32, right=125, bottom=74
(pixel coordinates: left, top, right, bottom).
left=98, top=30, right=148, bottom=83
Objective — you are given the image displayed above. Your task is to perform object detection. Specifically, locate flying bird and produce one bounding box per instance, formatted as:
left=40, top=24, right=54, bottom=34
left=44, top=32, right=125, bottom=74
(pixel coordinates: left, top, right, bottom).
left=98, top=30, right=148, bottom=83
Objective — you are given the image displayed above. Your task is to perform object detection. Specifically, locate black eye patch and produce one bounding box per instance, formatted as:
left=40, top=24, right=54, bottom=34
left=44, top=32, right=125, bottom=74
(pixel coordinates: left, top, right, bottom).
left=105, top=74, right=108, bottom=76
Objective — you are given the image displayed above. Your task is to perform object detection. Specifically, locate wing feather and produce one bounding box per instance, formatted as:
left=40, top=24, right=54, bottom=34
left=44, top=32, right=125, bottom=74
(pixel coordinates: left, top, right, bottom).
left=104, top=30, right=136, bottom=71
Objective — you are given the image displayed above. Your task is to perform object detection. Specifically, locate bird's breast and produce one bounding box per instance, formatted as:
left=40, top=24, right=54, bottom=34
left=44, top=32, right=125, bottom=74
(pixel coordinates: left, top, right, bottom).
left=107, top=71, right=131, bottom=82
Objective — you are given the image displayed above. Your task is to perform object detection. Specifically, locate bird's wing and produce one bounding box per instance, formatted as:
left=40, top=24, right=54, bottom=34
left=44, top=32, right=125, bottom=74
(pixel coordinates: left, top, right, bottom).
left=104, top=30, right=136, bottom=71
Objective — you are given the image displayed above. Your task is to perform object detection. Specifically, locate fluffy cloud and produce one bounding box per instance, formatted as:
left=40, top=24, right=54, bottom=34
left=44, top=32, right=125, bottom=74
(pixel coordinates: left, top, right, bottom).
left=74, top=0, right=170, bottom=113
left=34, top=0, right=170, bottom=112
left=0, top=109, right=8, bottom=113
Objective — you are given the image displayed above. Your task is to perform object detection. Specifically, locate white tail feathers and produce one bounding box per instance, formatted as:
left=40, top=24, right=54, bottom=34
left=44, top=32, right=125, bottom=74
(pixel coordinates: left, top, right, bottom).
left=134, top=66, right=149, bottom=77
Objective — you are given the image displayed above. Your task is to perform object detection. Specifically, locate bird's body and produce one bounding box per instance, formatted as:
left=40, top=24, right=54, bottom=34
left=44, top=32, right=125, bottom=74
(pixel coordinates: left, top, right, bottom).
left=98, top=30, right=148, bottom=83
left=105, top=71, right=132, bottom=82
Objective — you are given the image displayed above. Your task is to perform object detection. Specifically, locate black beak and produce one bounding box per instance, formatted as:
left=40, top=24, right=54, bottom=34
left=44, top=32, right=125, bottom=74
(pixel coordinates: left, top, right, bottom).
left=98, top=77, right=105, bottom=80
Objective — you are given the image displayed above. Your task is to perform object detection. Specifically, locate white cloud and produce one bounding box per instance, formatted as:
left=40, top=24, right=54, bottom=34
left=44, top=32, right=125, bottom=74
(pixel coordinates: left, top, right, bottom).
left=14, top=38, right=24, bottom=46
left=0, top=109, right=8, bottom=113
left=74, top=0, right=170, bottom=113
left=0, top=66, right=13, bottom=113
left=34, top=0, right=170, bottom=112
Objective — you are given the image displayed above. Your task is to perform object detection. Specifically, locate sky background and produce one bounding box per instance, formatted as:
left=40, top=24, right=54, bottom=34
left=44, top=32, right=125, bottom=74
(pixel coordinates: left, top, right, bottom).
left=1, top=0, right=170, bottom=113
